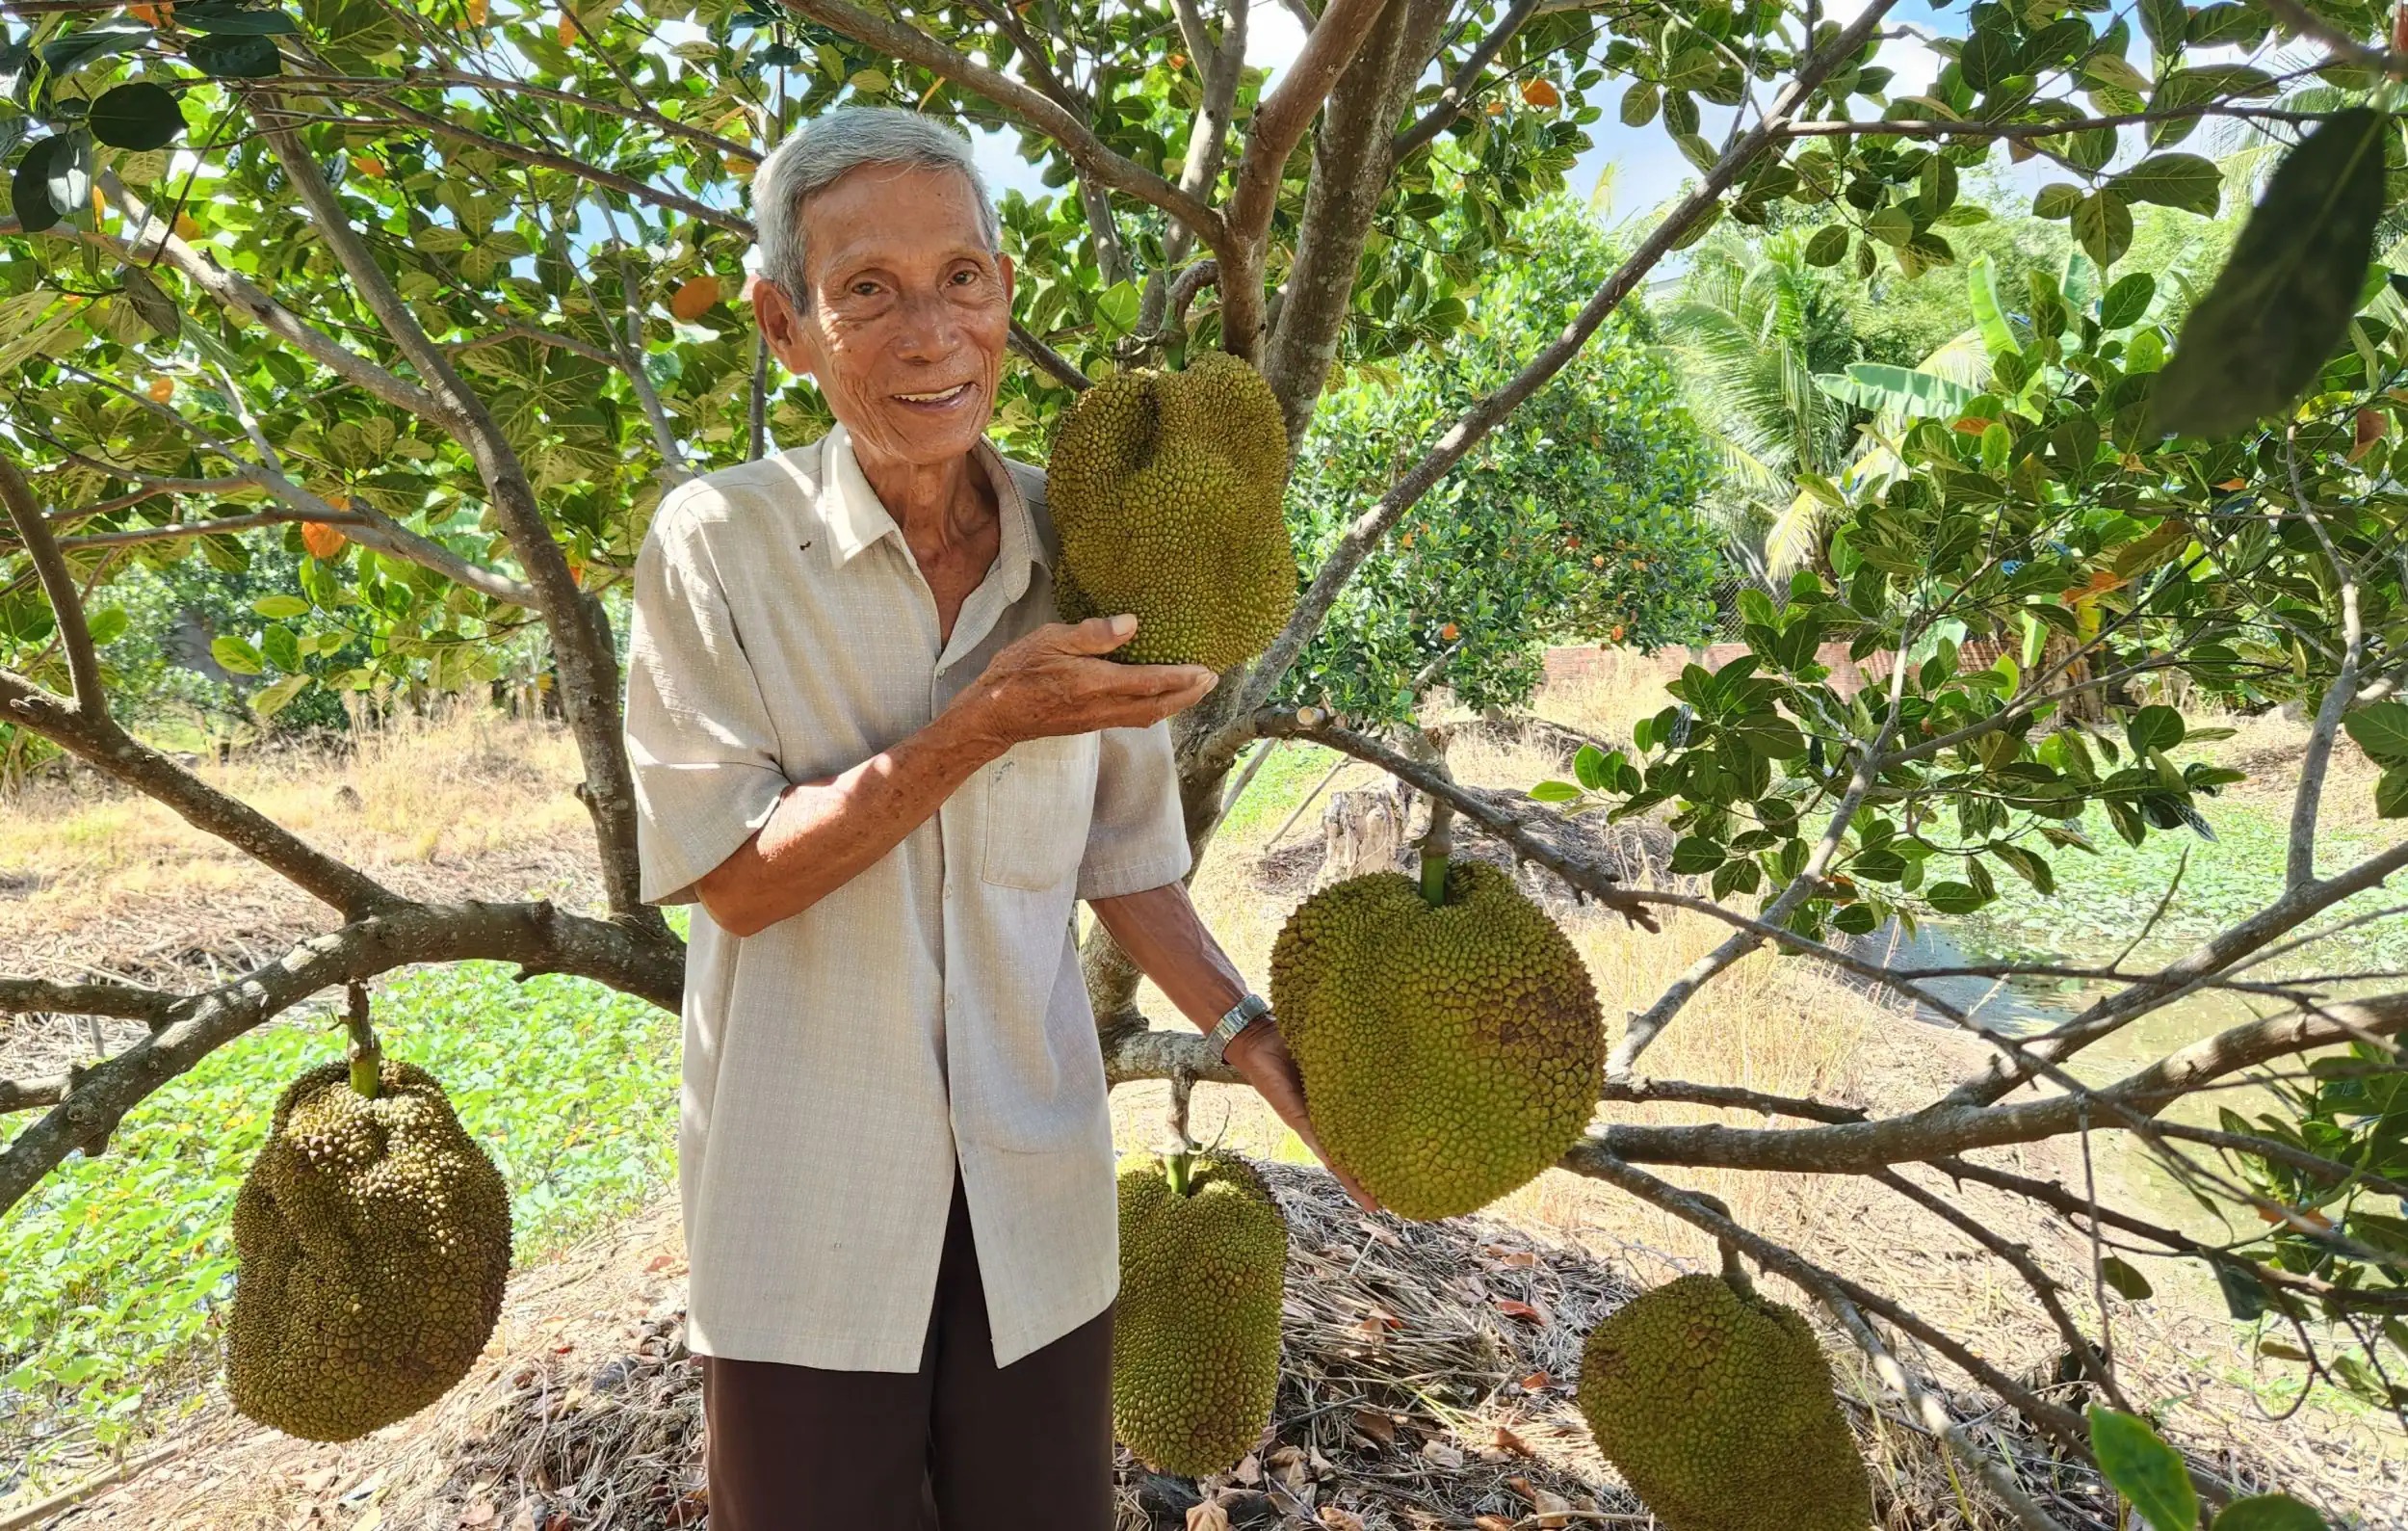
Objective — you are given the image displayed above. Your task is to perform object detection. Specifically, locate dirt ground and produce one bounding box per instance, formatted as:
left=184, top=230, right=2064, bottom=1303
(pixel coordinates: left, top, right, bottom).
left=3, top=694, right=2401, bottom=1528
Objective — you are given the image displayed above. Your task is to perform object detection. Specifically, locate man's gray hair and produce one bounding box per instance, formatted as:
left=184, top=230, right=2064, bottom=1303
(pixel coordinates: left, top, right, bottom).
left=753, top=108, right=1002, bottom=303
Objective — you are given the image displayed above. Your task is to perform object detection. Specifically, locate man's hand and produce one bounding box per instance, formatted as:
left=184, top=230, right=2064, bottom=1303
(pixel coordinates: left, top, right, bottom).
left=1223, top=1019, right=1379, bottom=1213
left=947, top=614, right=1217, bottom=755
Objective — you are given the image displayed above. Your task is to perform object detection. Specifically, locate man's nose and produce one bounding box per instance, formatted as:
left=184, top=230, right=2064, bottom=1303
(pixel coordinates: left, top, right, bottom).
left=890, top=288, right=966, bottom=362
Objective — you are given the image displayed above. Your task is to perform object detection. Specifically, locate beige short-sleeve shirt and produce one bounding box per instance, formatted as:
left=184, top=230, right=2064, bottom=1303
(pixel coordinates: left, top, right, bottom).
left=623, top=425, right=1191, bottom=1372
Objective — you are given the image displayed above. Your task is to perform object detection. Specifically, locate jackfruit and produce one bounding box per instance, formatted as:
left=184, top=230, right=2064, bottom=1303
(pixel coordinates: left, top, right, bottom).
left=1045, top=351, right=1296, bottom=671
left=1267, top=859, right=1603, bottom=1220
left=1112, top=1150, right=1287, bottom=1476
left=1578, top=1273, right=1872, bottom=1531
left=225, top=1060, right=512, bottom=1441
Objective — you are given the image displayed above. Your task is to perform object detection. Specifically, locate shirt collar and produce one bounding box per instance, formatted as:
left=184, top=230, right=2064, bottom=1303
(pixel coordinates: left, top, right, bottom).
left=820, top=422, right=1042, bottom=600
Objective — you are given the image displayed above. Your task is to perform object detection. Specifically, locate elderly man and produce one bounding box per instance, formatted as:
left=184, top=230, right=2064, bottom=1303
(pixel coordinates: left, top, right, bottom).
left=624, top=108, right=1367, bottom=1529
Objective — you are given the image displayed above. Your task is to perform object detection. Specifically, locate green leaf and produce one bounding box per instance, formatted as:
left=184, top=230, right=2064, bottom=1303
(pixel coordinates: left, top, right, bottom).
left=1573, top=743, right=1610, bottom=790
left=1803, top=224, right=1850, bottom=267
left=249, top=673, right=310, bottom=720
left=83, top=606, right=129, bottom=646
left=1092, top=279, right=1140, bottom=338
left=2100, top=272, right=2157, bottom=330
left=2100, top=1254, right=2154, bottom=1300
left=252, top=594, right=311, bottom=620
left=2128, top=704, right=2186, bottom=756
left=1967, top=254, right=2020, bottom=356
left=38, top=20, right=152, bottom=76
left=1669, top=836, right=1725, bottom=875
left=89, top=83, right=187, bottom=151
left=1529, top=779, right=1582, bottom=803
left=1813, top=362, right=1978, bottom=418
left=2343, top=700, right=2408, bottom=763
left=2212, top=1493, right=2328, bottom=1531
left=2375, top=766, right=2408, bottom=820
left=119, top=266, right=182, bottom=341
left=210, top=635, right=264, bottom=675
left=176, top=2, right=302, bottom=33
left=10, top=137, right=74, bottom=234
left=2074, top=189, right=2133, bottom=269
left=2032, top=182, right=2083, bottom=221
left=1865, top=205, right=1913, bottom=247
left=186, top=32, right=284, bottom=76
left=2089, top=1407, right=2199, bottom=1531
left=2154, top=107, right=2387, bottom=437
left=1620, top=80, right=1660, bottom=127
left=2139, top=0, right=2188, bottom=56
left=2112, top=152, right=2220, bottom=215
left=1925, top=881, right=1985, bottom=914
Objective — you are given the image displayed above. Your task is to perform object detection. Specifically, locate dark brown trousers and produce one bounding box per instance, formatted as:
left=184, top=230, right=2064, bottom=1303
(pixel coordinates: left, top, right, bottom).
left=699, top=1175, right=1116, bottom=1531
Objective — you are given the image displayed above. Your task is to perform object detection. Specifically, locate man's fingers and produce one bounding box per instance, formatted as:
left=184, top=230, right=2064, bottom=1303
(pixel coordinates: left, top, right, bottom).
left=1052, top=613, right=1139, bottom=654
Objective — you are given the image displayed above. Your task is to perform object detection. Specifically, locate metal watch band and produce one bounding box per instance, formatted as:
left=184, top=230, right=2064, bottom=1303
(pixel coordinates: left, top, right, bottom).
left=1208, top=991, right=1271, bottom=1058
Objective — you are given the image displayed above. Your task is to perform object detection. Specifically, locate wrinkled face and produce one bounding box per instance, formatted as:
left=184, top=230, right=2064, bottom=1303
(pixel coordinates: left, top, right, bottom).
left=754, top=162, right=1013, bottom=471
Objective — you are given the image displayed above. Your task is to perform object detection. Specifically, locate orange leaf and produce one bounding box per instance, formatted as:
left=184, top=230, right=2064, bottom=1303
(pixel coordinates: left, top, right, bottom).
left=1439, top=621, right=1459, bottom=641
left=1519, top=78, right=1561, bottom=108
left=172, top=210, right=201, bottom=241
left=1476, top=1519, right=1517, bottom=1531
left=146, top=376, right=175, bottom=403
left=1951, top=415, right=1995, bottom=435
left=354, top=156, right=386, bottom=179
left=1519, top=1369, right=1550, bottom=1389
left=557, top=10, right=577, bottom=44
left=1492, top=1297, right=1547, bottom=1324
left=2215, top=477, right=2249, bottom=490
left=1351, top=1408, right=1397, bottom=1446
left=301, top=522, right=350, bottom=560
left=1488, top=1423, right=1532, bottom=1456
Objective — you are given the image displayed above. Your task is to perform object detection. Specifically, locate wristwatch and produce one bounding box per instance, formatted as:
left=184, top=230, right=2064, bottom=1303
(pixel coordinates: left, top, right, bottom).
left=1207, top=991, right=1271, bottom=1059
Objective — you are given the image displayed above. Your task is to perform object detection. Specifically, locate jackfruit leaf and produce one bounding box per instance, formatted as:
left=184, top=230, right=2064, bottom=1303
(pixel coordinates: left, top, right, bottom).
left=2213, top=1258, right=2269, bottom=1319
left=1804, top=224, right=1850, bottom=267
left=83, top=606, right=128, bottom=646
left=2099, top=1254, right=2153, bottom=1300
left=88, top=83, right=187, bottom=151
left=2111, top=153, right=2220, bottom=215
left=2073, top=189, right=2133, bottom=268
left=2032, top=182, right=2083, bottom=220
left=2127, top=704, right=2185, bottom=756
left=2089, top=1407, right=2198, bottom=1531
left=2375, top=767, right=2408, bottom=820
left=2212, top=1495, right=2327, bottom=1531
left=1529, top=779, right=1581, bottom=803
left=1572, top=744, right=1609, bottom=790
left=177, top=3, right=303, bottom=32
left=252, top=594, right=312, bottom=620
left=211, top=634, right=265, bottom=674
left=119, top=266, right=183, bottom=341
left=2100, top=273, right=2156, bottom=330
left=2154, top=108, right=2387, bottom=437
left=38, top=21, right=151, bottom=77
left=1093, top=280, right=1140, bottom=338
left=2342, top=700, right=2408, bottom=763
left=250, top=673, right=311, bottom=720
left=1925, top=881, right=1984, bottom=914
left=186, top=33, right=285, bottom=76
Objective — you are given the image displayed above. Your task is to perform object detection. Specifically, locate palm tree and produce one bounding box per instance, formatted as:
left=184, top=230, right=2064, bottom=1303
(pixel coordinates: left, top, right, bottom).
left=1658, top=228, right=1864, bottom=576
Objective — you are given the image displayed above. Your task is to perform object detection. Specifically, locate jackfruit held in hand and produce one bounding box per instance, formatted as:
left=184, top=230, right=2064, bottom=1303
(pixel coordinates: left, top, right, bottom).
left=1578, top=1274, right=1872, bottom=1531
left=1045, top=351, right=1296, bottom=670
left=1112, top=1150, right=1287, bottom=1476
left=1269, top=859, right=1603, bottom=1220
left=226, top=1061, right=512, bottom=1441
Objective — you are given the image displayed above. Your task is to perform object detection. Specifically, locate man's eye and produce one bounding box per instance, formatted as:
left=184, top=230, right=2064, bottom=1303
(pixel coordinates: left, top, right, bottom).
left=951, top=269, right=976, bottom=285
left=851, top=280, right=879, bottom=297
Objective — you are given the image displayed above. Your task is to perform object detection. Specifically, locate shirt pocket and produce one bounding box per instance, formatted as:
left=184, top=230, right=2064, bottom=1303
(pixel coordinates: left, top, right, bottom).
left=980, top=731, right=1100, bottom=892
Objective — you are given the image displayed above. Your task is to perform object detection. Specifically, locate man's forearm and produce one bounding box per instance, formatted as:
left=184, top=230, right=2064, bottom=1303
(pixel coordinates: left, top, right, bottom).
left=1088, top=882, right=1250, bottom=1032
left=696, top=708, right=1002, bottom=936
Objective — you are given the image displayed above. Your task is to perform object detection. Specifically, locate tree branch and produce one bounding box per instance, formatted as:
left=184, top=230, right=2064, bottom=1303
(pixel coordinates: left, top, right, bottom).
left=1778, top=104, right=2329, bottom=141
left=280, top=67, right=758, bottom=165
left=1391, top=0, right=1542, bottom=158
left=0, top=456, right=104, bottom=716
left=1009, top=317, right=1094, bottom=390
left=774, top=0, right=1224, bottom=242
left=2287, top=443, right=2362, bottom=891
left=0, top=899, right=684, bottom=1218
left=0, top=977, right=178, bottom=1024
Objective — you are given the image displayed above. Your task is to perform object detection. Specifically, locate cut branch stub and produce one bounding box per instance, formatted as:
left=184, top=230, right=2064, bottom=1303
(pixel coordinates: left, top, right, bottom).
left=344, top=982, right=380, bottom=1098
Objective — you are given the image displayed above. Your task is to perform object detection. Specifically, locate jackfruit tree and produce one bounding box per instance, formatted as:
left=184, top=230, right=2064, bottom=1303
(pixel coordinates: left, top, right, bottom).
left=0, top=0, right=2404, bottom=1521
left=1112, top=1148, right=1287, bottom=1475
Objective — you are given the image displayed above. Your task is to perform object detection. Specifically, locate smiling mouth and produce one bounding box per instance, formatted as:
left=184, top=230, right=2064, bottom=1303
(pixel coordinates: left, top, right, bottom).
left=894, top=383, right=975, bottom=406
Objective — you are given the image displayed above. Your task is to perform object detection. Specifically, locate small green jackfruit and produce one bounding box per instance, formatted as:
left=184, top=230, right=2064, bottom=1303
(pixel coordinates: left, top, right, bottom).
left=1268, top=859, right=1603, bottom=1220
left=1112, top=1150, right=1287, bottom=1476
left=1046, top=351, right=1296, bottom=671
left=1578, top=1274, right=1872, bottom=1531
left=226, top=1060, right=511, bottom=1442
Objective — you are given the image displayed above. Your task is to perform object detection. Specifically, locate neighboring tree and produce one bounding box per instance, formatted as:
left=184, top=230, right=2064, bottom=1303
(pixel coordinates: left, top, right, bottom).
left=2, top=0, right=2406, bottom=1522
left=1286, top=198, right=1718, bottom=724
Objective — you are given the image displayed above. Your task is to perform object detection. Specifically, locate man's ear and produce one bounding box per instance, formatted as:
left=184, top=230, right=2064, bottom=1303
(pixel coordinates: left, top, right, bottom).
left=749, top=274, right=815, bottom=379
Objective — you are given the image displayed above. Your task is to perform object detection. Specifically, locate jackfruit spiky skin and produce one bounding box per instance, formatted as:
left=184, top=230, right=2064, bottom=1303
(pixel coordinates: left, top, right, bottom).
left=226, top=1060, right=512, bottom=1442
left=1268, top=859, right=1603, bottom=1220
left=1046, top=351, right=1296, bottom=671
left=1577, top=1274, right=1873, bottom=1531
left=1112, top=1151, right=1287, bottom=1477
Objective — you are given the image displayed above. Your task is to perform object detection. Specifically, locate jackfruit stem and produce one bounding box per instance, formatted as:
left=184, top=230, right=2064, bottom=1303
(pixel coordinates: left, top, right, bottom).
left=1165, top=1149, right=1193, bottom=1197
left=1406, top=728, right=1455, bottom=909
left=343, top=982, right=380, bottom=1099
left=1693, top=1191, right=1759, bottom=1301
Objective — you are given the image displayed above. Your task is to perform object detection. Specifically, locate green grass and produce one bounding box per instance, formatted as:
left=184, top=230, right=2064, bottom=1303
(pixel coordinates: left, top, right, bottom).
left=1214, top=740, right=1349, bottom=842
left=0, top=961, right=681, bottom=1489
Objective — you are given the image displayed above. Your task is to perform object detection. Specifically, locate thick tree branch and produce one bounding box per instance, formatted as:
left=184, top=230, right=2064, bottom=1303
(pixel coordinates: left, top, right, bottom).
left=0, top=977, right=178, bottom=1024
left=1010, top=317, right=1094, bottom=390
left=1778, top=104, right=2328, bottom=141
left=2287, top=452, right=2362, bottom=891
left=0, top=669, right=398, bottom=917
left=0, top=457, right=104, bottom=716
left=252, top=93, right=657, bottom=926
left=0, top=900, right=684, bottom=1218
left=281, top=68, right=758, bottom=165
left=775, top=0, right=1224, bottom=241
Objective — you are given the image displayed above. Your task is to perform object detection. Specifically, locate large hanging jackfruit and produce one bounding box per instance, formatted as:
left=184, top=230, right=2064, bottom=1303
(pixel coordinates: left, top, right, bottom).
left=1578, top=1274, right=1873, bottom=1531
left=1112, top=1150, right=1288, bottom=1476
left=1045, top=351, right=1296, bottom=671
left=1268, top=859, right=1603, bottom=1220
left=225, top=1060, right=512, bottom=1441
